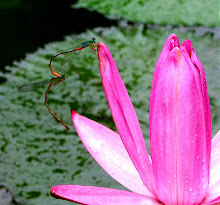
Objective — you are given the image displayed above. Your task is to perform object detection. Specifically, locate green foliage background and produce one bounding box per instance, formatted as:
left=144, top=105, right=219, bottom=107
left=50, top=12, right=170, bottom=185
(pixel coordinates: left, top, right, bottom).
left=74, top=0, right=218, bottom=27
left=0, top=0, right=219, bottom=204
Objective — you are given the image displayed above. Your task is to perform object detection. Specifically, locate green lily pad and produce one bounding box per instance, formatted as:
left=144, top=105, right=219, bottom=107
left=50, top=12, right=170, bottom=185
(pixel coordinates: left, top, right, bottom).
left=0, top=26, right=219, bottom=204
left=73, top=0, right=218, bottom=27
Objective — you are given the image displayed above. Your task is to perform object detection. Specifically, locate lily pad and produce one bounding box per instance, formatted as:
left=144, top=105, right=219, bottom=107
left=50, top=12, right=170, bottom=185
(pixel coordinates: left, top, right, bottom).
left=73, top=0, right=218, bottom=27
left=0, top=26, right=219, bottom=204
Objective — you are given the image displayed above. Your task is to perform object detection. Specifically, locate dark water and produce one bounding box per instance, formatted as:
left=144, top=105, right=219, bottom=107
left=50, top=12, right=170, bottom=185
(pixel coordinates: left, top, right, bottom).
left=0, top=0, right=117, bottom=71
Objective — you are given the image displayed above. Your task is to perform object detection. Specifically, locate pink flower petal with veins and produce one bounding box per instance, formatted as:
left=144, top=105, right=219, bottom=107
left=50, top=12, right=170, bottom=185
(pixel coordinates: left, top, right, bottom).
left=50, top=185, right=160, bottom=205
left=98, top=42, right=155, bottom=195
left=71, top=110, right=154, bottom=197
left=150, top=35, right=211, bottom=204
left=202, top=130, right=220, bottom=204
left=51, top=35, right=220, bottom=205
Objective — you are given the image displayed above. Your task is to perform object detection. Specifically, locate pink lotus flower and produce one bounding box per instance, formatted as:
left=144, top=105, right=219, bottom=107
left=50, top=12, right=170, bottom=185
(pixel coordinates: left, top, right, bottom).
left=50, top=34, right=220, bottom=205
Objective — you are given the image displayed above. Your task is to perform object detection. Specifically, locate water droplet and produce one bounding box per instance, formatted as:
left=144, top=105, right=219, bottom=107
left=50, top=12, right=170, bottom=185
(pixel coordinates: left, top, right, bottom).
left=189, top=187, right=193, bottom=192
left=197, top=155, right=200, bottom=159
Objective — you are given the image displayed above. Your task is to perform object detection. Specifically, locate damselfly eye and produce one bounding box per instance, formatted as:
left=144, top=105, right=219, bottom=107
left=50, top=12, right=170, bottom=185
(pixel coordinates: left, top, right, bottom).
left=91, top=37, right=96, bottom=43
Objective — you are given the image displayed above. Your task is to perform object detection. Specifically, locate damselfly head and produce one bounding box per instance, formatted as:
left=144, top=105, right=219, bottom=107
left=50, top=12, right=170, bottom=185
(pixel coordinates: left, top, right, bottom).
left=60, top=74, right=66, bottom=80
left=90, top=37, right=96, bottom=43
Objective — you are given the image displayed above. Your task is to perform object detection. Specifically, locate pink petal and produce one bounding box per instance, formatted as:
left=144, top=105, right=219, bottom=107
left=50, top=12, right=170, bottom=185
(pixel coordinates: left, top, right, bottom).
left=201, top=181, right=220, bottom=205
left=210, top=130, right=220, bottom=186
left=149, top=35, right=211, bottom=204
left=152, top=34, right=180, bottom=90
left=202, top=130, right=220, bottom=204
left=50, top=185, right=161, bottom=205
left=71, top=111, right=154, bottom=197
left=182, top=39, right=212, bottom=160
left=97, top=42, right=154, bottom=194
left=202, top=199, right=220, bottom=205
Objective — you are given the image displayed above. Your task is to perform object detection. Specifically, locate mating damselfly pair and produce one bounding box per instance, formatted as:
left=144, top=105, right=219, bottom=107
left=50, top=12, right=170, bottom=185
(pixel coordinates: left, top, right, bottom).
left=19, top=37, right=98, bottom=130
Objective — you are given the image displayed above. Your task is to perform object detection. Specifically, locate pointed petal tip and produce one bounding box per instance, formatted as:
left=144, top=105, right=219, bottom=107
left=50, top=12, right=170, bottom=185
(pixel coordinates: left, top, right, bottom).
left=181, top=39, right=194, bottom=59
left=50, top=185, right=75, bottom=202
left=98, top=41, right=105, bottom=47
left=182, top=39, right=193, bottom=47
left=50, top=188, right=54, bottom=195
left=166, top=33, right=180, bottom=48
left=97, top=42, right=108, bottom=52
left=166, top=33, right=177, bottom=40
left=71, top=110, right=82, bottom=128
left=97, top=42, right=113, bottom=75
left=154, top=33, right=180, bottom=70
left=71, top=110, right=77, bottom=118
left=169, top=33, right=177, bottom=37
left=50, top=185, right=160, bottom=204
left=50, top=186, right=61, bottom=199
left=168, top=33, right=177, bottom=39
left=97, top=42, right=106, bottom=53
